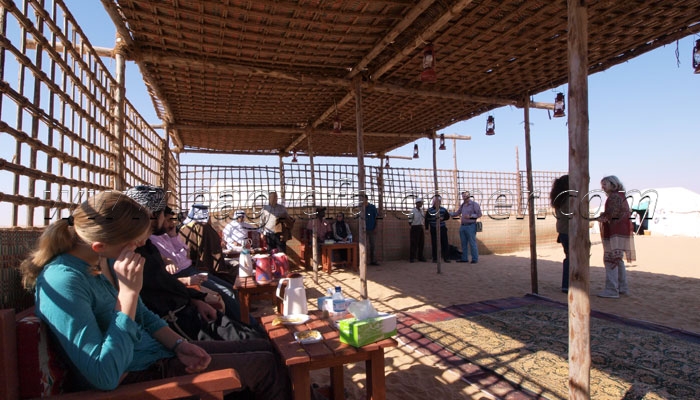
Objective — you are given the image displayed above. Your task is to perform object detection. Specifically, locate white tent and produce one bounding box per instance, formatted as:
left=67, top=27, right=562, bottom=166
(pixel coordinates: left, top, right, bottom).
left=629, top=187, right=700, bottom=238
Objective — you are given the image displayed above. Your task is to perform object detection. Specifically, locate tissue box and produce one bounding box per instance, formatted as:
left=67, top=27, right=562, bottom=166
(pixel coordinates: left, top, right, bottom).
left=338, top=313, right=397, bottom=347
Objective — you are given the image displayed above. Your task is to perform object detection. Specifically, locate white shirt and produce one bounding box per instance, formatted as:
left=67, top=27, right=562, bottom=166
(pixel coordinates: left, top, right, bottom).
left=409, top=207, right=425, bottom=226
left=222, top=220, right=258, bottom=252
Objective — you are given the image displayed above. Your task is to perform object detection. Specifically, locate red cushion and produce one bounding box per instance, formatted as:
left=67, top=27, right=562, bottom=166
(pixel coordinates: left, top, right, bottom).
left=16, top=312, right=67, bottom=398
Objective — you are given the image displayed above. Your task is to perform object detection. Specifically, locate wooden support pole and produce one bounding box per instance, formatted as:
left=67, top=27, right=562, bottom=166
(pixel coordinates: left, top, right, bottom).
left=354, top=77, right=368, bottom=299
left=523, top=97, right=538, bottom=294
left=279, top=154, right=285, bottom=201
left=113, top=35, right=127, bottom=190
left=307, top=130, right=318, bottom=284
left=432, top=132, right=441, bottom=274
left=452, top=138, right=458, bottom=208
left=567, top=0, right=592, bottom=398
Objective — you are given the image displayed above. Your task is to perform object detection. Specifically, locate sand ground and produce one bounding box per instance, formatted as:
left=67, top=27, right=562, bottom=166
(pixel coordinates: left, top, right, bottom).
left=252, top=235, right=700, bottom=399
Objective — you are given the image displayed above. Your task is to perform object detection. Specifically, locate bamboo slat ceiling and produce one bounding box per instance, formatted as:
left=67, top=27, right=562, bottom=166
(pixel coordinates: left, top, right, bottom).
left=105, top=0, right=700, bottom=157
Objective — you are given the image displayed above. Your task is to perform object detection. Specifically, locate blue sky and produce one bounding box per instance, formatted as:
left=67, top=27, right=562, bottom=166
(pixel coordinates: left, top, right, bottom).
left=70, top=1, right=700, bottom=194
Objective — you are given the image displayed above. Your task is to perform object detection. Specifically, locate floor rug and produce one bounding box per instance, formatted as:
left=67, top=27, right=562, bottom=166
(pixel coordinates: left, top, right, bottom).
left=409, top=300, right=700, bottom=399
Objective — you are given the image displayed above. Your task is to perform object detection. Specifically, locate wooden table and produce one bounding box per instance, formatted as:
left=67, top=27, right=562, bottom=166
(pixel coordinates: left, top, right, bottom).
left=321, top=242, right=358, bottom=274
left=233, top=276, right=282, bottom=324
left=261, top=311, right=397, bottom=400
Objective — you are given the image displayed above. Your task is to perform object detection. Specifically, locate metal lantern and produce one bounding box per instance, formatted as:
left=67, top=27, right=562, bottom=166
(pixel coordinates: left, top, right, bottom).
left=332, top=114, right=342, bottom=133
left=693, top=39, right=700, bottom=74
left=485, top=116, right=496, bottom=136
left=384, top=157, right=390, bottom=169
left=292, top=150, right=298, bottom=163
left=413, top=143, right=419, bottom=159
left=420, top=44, right=437, bottom=83
left=332, top=101, right=342, bottom=133
left=553, top=92, right=566, bottom=118
left=439, top=133, right=446, bottom=150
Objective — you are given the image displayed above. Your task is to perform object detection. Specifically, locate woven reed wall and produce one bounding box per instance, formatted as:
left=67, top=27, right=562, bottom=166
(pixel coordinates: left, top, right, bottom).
left=189, top=163, right=563, bottom=265
left=181, top=163, right=562, bottom=219
left=0, top=0, right=177, bottom=228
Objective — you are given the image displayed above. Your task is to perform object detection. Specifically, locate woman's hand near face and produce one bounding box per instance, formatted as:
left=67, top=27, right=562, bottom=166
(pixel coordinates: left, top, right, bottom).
left=113, top=246, right=145, bottom=319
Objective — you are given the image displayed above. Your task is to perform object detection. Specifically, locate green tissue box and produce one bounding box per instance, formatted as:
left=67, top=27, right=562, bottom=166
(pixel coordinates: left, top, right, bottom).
left=338, top=313, right=397, bottom=347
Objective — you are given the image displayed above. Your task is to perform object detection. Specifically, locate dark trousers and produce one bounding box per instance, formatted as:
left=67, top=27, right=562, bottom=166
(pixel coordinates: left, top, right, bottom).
left=429, top=225, right=449, bottom=261
left=558, top=233, right=570, bottom=290
left=265, top=232, right=286, bottom=253
left=121, top=339, right=290, bottom=400
left=367, top=229, right=377, bottom=263
left=409, top=225, right=425, bottom=261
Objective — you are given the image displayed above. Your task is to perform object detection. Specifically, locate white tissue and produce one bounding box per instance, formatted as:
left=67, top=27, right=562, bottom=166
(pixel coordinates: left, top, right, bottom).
left=347, top=299, right=379, bottom=321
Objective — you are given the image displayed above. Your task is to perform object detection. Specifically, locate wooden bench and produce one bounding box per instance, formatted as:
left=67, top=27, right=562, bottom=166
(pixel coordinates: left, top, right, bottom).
left=0, top=307, right=242, bottom=399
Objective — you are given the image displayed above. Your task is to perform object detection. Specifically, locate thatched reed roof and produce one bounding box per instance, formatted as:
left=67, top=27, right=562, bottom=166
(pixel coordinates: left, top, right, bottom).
left=104, top=0, right=700, bottom=157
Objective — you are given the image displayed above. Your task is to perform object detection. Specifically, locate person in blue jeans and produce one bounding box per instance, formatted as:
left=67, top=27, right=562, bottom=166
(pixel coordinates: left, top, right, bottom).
left=361, top=194, right=379, bottom=266
left=451, top=191, right=482, bottom=263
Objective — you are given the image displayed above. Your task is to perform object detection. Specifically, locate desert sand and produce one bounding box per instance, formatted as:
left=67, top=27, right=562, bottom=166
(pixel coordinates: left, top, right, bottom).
left=253, top=235, right=700, bottom=399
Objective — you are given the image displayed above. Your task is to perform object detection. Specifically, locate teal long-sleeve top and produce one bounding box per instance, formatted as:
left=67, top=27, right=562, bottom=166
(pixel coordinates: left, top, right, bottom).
left=35, top=254, right=173, bottom=391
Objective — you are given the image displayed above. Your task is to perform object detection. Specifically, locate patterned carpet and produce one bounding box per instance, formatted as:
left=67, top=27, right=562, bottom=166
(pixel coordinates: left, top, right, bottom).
left=398, top=295, right=700, bottom=400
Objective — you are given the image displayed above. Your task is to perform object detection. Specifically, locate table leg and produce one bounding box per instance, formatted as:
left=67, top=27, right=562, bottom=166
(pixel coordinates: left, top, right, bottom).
left=239, top=292, right=251, bottom=325
left=322, top=248, right=331, bottom=274
left=329, top=365, right=344, bottom=400
left=365, top=350, right=386, bottom=400
left=351, top=246, right=358, bottom=271
left=289, top=364, right=311, bottom=400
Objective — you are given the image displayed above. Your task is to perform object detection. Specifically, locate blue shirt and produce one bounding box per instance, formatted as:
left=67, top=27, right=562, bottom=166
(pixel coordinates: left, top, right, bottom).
left=425, top=206, right=449, bottom=228
left=35, top=254, right=171, bottom=391
left=365, top=203, right=378, bottom=231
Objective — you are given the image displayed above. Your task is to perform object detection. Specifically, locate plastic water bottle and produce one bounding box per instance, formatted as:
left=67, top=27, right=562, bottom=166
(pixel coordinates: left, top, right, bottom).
left=332, top=286, right=346, bottom=313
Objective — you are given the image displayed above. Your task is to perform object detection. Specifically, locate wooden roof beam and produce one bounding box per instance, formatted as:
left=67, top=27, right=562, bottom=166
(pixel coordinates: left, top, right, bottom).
left=168, top=124, right=427, bottom=139
left=313, top=0, right=476, bottom=129
left=346, top=0, right=437, bottom=79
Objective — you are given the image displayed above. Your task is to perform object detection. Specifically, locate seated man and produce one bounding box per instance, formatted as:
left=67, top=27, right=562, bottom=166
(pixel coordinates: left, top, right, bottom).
left=151, top=206, right=242, bottom=321
left=125, top=186, right=264, bottom=342
left=222, top=209, right=265, bottom=256
left=179, top=204, right=237, bottom=284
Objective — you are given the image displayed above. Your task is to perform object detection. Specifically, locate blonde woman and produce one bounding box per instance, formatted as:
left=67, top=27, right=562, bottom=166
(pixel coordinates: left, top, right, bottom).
left=21, top=191, right=287, bottom=398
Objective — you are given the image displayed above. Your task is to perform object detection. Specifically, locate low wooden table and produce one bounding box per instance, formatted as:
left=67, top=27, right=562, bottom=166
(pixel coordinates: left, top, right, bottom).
left=233, top=276, right=282, bottom=324
left=261, top=311, right=397, bottom=400
left=321, top=242, right=358, bottom=274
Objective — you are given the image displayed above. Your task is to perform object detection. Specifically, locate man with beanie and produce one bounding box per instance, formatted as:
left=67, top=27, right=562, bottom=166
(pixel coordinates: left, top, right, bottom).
left=125, top=185, right=290, bottom=399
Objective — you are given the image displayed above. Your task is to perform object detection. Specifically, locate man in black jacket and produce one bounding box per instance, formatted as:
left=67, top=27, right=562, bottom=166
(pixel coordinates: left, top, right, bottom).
left=125, top=185, right=260, bottom=341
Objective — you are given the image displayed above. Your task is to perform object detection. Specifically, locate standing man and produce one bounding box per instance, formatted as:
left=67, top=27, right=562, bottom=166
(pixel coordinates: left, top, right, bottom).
left=259, top=191, right=289, bottom=252
left=408, top=197, right=427, bottom=263
left=362, top=194, right=379, bottom=266
left=425, top=195, right=451, bottom=263
left=451, top=191, right=483, bottom=264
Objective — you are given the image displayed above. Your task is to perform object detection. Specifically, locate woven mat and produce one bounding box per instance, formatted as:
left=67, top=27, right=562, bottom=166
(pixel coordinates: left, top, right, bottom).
left=410, top=303, right=700, bottom=399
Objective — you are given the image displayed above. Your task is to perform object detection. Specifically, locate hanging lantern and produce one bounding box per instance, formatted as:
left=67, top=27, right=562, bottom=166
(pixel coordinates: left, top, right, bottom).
left=438, top=134, right=446, bottom=150
left=384, top=157, right=390, bottom=169
left=413, top=143, right=419, bottom=159
left=693, top=39, right=700, bottom=74
left=291, top=150, right=298, bottom=163
left=332, top=101, right=342, bottom=133
left=553, top=92, right=566, bottom=118
left=485, top=116, right=496, bottom=136
left=420, top=44, right=437, bottom=83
